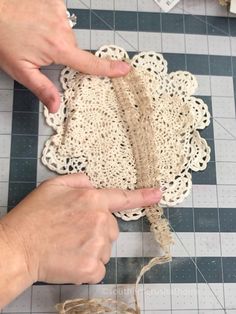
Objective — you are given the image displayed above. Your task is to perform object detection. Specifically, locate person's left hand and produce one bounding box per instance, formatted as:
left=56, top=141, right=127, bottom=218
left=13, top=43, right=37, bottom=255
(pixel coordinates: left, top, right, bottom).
left=0, top=0, right=130, bottom=112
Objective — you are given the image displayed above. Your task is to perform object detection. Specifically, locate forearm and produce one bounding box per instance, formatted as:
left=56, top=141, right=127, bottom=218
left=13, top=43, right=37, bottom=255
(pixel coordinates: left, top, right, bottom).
left=0, top=222, right=33, bottom=309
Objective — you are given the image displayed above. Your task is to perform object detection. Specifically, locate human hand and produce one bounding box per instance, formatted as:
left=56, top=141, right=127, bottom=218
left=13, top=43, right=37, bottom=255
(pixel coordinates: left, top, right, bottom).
left=0, top=0, right=130, bottom=112
left=0, top=174, right=162, bottom=288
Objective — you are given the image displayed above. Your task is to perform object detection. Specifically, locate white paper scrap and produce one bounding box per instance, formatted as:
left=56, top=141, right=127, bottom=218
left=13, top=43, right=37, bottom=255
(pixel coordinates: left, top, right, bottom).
left=154, top=0, right=180, bottom=12
left=230, top=0, right=236, bottom=14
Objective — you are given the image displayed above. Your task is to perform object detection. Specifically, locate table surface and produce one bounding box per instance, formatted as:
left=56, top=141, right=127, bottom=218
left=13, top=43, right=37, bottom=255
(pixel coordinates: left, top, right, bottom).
left=1, top=0, right=236, bottom=313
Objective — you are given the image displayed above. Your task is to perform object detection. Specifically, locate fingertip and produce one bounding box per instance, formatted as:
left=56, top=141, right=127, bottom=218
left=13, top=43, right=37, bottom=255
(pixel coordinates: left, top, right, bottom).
left=63, top=48, right=131, bottom=77
left=151, top=188, right=163, bottom=202
left=17, top=68, right=61, bottom=113
left=110, top=60, right=131, bottom=77
left=45, top=93, right=60, bottom=113
left=106, top=187, right=163, bottom=213
left=141, top=188, right=162, bottom=204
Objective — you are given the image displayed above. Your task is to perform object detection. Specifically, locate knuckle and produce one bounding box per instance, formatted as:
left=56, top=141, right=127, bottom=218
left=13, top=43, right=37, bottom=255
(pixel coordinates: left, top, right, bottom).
left=121, top=190, right=131, bottom=208
left=92, top=57, right=101, bottom=68
left=54, top=1, right=67, bottom=18
left=39, top=180, right=48, bottom=188
left=104, top=255, right=111, bottom=265
left=95, top=211, right=109, bottom=225
left=80, top=189, right=100, bottom=203
left=73, top=273, right=82, bottom=285
left=81, top=189, right=106, bottom=209
left=88, top=264, right=106, bottom=284
left=140, top=189, right=149, bottom=203
left=113, top=230, right=119, bottom=241
left=111, top=218, right=119, bottom=241
left=39, top=178, right=53, bottom=188
left=109, top=60, right=117, bottom=74
left=95, top=236, right=107, bottom=249
left=54, top=41, right=69, bottom=58
left=63, top=21, right=74, bottom=33
left=83, top=259, right=98, bottom=278
left=88, top=57, right=103, bottom=73
left=50, top=33, right=73, bottom=62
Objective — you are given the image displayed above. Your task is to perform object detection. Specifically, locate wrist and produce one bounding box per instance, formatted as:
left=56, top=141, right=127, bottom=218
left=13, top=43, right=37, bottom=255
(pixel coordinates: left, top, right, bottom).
left=0, top=220, right=34, bottom=309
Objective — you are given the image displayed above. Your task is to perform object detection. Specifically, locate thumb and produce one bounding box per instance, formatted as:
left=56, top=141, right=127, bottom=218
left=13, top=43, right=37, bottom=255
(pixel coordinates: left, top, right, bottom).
left=63, top=48, right=131, bottom=77
left=17, top=68, right=60, bottom=113
left=50, top=173, right=94, bottom=189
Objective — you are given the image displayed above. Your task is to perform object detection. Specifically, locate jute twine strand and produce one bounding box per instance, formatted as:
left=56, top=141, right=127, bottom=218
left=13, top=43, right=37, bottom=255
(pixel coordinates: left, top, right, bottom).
left=56, top=67, right=172, bottom=314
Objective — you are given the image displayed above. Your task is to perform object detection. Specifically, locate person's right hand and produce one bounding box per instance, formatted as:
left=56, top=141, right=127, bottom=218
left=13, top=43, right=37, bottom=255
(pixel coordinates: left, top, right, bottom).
left=0, top=174, right=162, bottom=287
left=0, top=0, right=130, bottom=113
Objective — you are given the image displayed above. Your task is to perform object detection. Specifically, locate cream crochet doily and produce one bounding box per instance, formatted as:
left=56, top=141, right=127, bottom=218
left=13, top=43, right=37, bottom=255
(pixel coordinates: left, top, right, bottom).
left=41, top=45, right=211, bottom=313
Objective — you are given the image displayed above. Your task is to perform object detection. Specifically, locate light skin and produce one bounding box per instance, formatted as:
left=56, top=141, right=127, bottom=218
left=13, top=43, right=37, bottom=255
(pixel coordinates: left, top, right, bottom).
left=0, top=174, right=162, bottom=308
left=0, top=0, right=131, bottom=112
left=0, top=0, right=162, bottom=309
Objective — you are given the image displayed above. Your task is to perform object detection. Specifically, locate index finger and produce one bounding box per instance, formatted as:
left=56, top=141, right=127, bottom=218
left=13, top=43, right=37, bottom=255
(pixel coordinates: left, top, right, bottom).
left=99, top=188, right=162, bottom=213
left=63, top=48, right=131, bottom=77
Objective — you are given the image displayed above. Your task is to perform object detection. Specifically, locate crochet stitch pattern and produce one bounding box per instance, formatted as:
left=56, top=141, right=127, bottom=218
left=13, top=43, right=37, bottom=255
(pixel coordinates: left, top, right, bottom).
left=42, top=45, right=211, bottom=313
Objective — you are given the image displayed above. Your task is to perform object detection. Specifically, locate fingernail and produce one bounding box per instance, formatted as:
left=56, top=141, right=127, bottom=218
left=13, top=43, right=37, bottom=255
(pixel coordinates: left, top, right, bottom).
left=150, top=188, right=162, bottom=201
left=47, top=95, right=59, bottom=113
left=160, top=186, right=167, bottom=193
left=117, top=61, right=131, bottom=75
